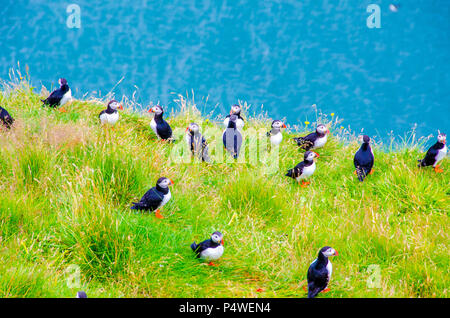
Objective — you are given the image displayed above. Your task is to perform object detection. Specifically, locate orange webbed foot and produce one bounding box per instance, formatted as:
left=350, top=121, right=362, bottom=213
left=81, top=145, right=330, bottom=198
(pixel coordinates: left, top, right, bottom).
left=369, top=169, right=374, bottom=175
left=58, top=107, right=67, bottom=113
left=300, top=181, right=310, bottom=188
left=208, top=262, right=217, bottom=266
left=434, top=165, right=443, bottom=173
left=322, top=288, right=330, bottom=293
left=154, top=209, right=164, bottom=219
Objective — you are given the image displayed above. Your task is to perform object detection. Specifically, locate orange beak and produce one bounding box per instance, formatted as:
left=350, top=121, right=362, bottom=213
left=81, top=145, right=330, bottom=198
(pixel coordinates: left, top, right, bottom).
left=186, top=127, right=189, bottom=132
left=119, top=104, right=124, bottom=110
left=221, top=239, right=224, bottom=245
left=313, top=152, right=319, bottom=158
left=282, top=124, right=287, bottom=128
left=327, top=128, right=330, bottom=134
left=334, top=250, right=338, bottom=256
left=169, top=179, right=174, bottom=185
left=148, top=107, right=154, bottom=113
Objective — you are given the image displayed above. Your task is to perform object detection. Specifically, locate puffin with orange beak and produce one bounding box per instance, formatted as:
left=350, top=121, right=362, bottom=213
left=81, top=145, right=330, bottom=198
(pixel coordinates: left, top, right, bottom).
left=307, top=246, right=338, bottom=298
left=148, top=105, right=173, bottom=140
left=191, top=231, right=224, bottom=266
left=223, top=104, right=245, bottom=130
left=285, top=151, right=319, bottom=187
left=99, top=100, right=123, bottom=125
left=41, top=78, right=72, bottom=112
left=418, top=132, right=447, bottom=173
left=266, top=120, right=287, bottom=146
left=293, top=124, right=330, bottom=151
left=130, top=177, right=174, bottom=219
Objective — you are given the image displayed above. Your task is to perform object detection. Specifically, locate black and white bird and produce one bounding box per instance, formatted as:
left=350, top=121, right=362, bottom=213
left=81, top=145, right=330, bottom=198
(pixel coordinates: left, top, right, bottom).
left=191, top=231, right=224, bottom=266
left=41, top=78, right=72, bottom=112
left=185, top=122, right=210, bottom=162
left=99, top=100, right=123, bottom=125
left=307, top=246, right=338, bottom=298
left=130, top=177, right=174, bottom=219
left=353, top=135, right=375, bottom=182
left=223, top=114, right=243, bottom=159
left=223, top=104, right=244, bottom=130
left=418, top=132, right=447, bottom=173
left=293, top=124, right=329, bottom=151
left=285, top=151, right=319, bottom=187
left=0, top=106, right=14, bottom=129
left=148, top=105, right=173, bottom=140
left=76, top=291, right=87, bottom=298
left=266, top=120, right=287, bottom=146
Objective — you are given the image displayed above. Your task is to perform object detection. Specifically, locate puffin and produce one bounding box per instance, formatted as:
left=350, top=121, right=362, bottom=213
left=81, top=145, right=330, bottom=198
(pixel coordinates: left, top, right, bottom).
left=223, top=114, right=243, bottom=159
left=76, top=291, right=87, bottom=298
left=99, top=100, right=123, bottom=125
left=191, top=231, right=224, bottom=266
left=41, top=78, right=72, bottom=112
left=130, top=177, right=174, bottom=219
left=353, top=135, right=375, bottom=181
left=185, top=122, right=210, bottom=162
left=418, top=132, right=447, bottom=173
left=293, top=124, right=329, bottom=151
left=266, top=120, right=287, bottom=146
left=0, top=106, right=14, bottom=129
left=307, top=246, right=338, bottom=298
left=148, top=105, right=173, bottom=141
left=223, top=104, right=245, bottom=130
left=285, top=151, right=319, bottom=187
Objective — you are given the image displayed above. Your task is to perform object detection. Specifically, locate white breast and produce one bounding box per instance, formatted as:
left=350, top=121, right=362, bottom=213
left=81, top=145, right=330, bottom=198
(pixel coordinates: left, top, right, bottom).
left=150, top=118, right=159, bottom=138
left=435, top=145, right=447, bottom=166
left=236, top=118, right=245, bottom=130
left=200, top=245, right=224, bottom=261
left=59, top=89, right=72, bottom=106
left=100, top=112, right=119, bottom=125
left=270, top=132, right=283, bottom=146
left=296, top=162, right=316, bottom=180
left=223, top=118, right=244, bottom=131
left=159, top=190, right=171, bottom=208
left=313, top=135, right=328, bottom=149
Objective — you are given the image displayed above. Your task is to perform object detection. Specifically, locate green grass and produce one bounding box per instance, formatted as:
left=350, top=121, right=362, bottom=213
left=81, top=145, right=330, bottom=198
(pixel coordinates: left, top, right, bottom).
left=0, top=77, right=448, bottom=298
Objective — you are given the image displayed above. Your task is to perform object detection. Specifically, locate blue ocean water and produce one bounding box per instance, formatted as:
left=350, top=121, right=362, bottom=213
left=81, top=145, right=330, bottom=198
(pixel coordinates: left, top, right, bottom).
left=0, top=0, right=449, bottom=138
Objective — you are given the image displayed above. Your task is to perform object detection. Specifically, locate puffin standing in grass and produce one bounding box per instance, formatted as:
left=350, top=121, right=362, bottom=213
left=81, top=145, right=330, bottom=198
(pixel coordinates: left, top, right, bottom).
left=223, top=114, right=243, bottom=159
left=353, top=135, right=375, bottom=181
left=418, top=132, right=447, bottom=173
left=223, top=104, right=245, bottom=130
left=307, top=246, right=338, bottom=298
left=293, top=124, right=329, bottom=151
left=130, top=177, right=174, bottom=219
left=266, top=120, right=287, bottom=146
left=191, top=231, right=224, bottom=266
left=185, top=122, right=210, bottom=162
left=148, top=105, right=173, bottom=141
left=41, top=78, right=72, bottom=112
left=0, top=106, right=14, bottom=129
left=99, top=100, right=123, bottom=125
left=285, top=151, right=319, bottom=187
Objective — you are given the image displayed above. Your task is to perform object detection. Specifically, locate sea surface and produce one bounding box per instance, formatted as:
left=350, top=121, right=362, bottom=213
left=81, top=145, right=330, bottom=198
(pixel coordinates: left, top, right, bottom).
left=1, top=0, right=449, bottom=139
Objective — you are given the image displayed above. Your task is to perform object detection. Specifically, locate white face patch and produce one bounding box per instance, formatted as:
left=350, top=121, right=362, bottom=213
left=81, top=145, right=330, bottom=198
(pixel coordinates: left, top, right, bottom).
left=231, top=106, right=241, bottom=114
left=317, top=125, right=327, bottom=134
left=152, top=106, right=163, bottom=115
left=323, top=248, right=336, bottom=257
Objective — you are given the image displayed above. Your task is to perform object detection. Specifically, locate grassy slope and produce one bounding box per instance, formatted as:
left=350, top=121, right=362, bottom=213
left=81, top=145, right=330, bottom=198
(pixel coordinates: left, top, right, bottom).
left=0, top=81, right=448, bottom=298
